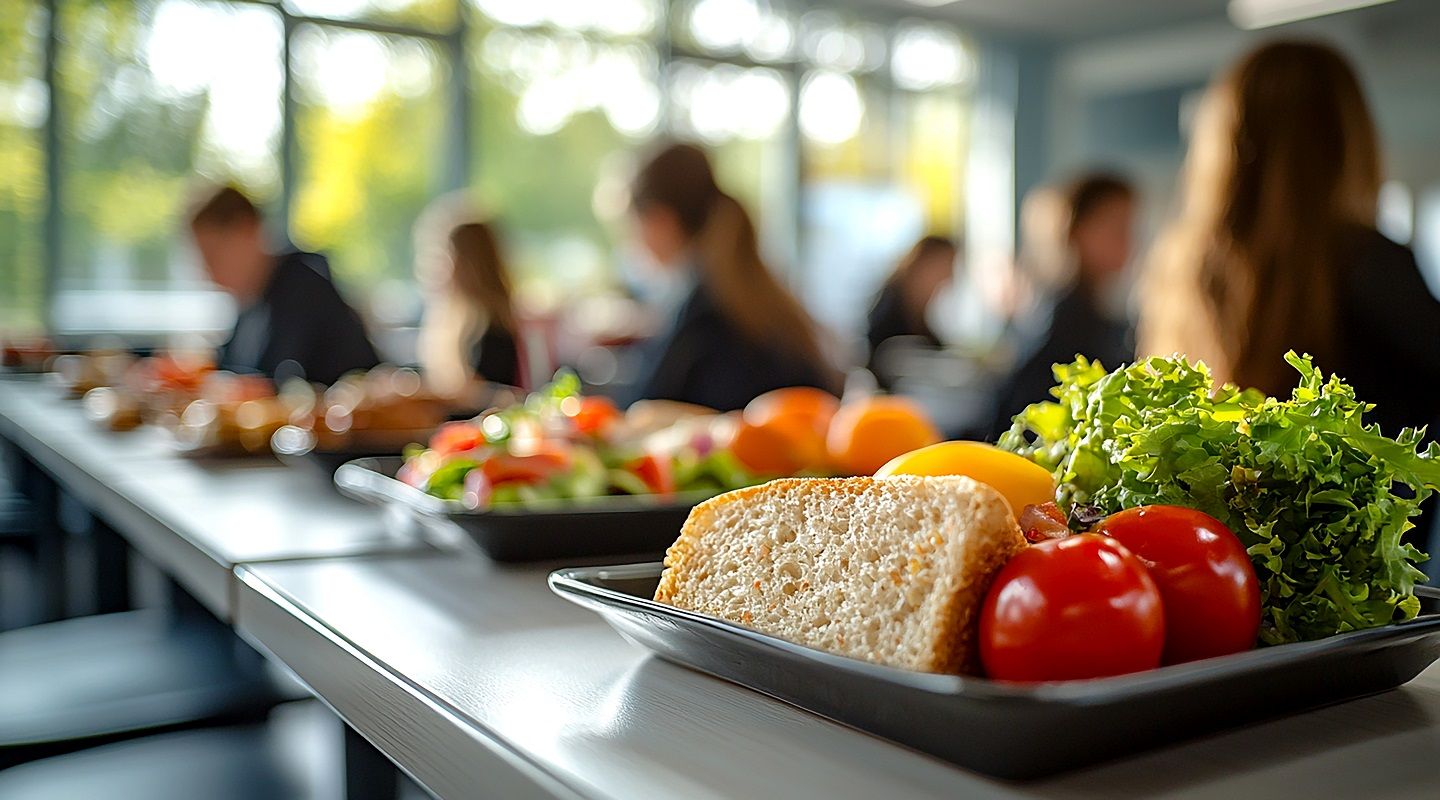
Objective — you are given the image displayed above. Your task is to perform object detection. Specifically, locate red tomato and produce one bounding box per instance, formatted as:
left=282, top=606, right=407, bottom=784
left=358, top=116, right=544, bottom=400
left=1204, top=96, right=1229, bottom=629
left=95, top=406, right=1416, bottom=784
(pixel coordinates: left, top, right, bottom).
left=628, top=453, right=675, bottom=495
left=980, top=534, right=1165, bottom=682
left=430, top=422, right=486, bottom=456
left=1094, top=505, right=1260, bottom=665
left=572, top=396, right=621, bottom=437
left=480, top=450, right=571, bottom=485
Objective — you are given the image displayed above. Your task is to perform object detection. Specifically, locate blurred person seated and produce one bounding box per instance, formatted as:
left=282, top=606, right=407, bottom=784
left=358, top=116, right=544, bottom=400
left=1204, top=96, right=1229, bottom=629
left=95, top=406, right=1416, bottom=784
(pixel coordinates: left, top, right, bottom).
left=622, top=142, right=840, bottom=411
left=988, top=172, right=1137, bottom=435
left=188, top=184, right=379, bottom=385
left=865, top=235, right=957, bottom=390
left=1140, top=40, right=1440, bottom=438
left=412, top=195, right=522, bottom=397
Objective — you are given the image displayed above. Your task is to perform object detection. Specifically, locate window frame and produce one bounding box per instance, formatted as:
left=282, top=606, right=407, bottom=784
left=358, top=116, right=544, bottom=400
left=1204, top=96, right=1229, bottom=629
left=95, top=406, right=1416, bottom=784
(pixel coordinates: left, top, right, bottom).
left=27, top=0, right=980, bottom=333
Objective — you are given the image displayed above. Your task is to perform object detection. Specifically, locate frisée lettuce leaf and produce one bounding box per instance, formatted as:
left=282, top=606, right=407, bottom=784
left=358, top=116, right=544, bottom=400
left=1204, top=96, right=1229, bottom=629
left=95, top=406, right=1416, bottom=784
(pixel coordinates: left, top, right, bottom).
left=999, top=352, right=1440, bottom=645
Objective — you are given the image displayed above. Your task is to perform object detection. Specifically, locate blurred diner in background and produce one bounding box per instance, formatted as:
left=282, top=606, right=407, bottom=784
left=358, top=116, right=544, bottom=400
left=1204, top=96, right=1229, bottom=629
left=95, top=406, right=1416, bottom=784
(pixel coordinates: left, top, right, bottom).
left=622, top=141, right=841, bottom=411
left=411, top=193, right=525, bottom=396
left=3, top=0, right=1440, bottom=797
left=865, top=234, right=957, bottom=390
left=189, top=184, right=382, bottom=385
left=1139, top=38, right=1440, bottom=440
left=987, top=171, right=1137, bottom=436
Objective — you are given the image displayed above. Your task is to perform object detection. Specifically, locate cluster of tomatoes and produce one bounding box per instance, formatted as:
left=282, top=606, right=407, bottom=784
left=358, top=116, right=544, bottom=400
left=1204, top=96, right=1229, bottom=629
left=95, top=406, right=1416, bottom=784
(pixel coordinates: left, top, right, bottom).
left=980, top=504, right=1261, bottom=682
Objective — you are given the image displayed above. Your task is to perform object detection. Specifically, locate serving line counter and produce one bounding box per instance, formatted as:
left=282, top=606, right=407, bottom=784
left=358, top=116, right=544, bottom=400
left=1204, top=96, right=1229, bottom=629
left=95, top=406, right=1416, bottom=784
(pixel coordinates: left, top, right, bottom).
left=0, top=376, right=428, bottom=620
left=235, top=552, right=1440, bottom=800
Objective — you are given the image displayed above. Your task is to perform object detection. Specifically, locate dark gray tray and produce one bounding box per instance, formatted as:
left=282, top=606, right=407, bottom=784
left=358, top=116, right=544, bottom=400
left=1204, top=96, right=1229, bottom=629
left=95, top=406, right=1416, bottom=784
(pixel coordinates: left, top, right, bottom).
left=549, top=562, right=1440, bottom=779
left=335, top=457, right=704, bottom=562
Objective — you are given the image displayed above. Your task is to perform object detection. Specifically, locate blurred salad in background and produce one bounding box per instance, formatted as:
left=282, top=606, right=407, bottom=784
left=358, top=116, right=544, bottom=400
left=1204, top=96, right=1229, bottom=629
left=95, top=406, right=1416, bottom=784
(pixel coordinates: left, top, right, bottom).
left=399, top=371, right=765, bottom=509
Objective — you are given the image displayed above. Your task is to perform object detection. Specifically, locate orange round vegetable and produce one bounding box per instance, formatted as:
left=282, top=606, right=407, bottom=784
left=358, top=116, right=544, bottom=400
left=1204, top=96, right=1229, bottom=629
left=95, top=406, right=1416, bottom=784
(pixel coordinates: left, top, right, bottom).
left=744, top=387, right=838, bottom=472
left=730, top=421, right=807, bottom=476
left=744, top=387, right=839, bottom=432
left=826, top=397, right=940, bottom=476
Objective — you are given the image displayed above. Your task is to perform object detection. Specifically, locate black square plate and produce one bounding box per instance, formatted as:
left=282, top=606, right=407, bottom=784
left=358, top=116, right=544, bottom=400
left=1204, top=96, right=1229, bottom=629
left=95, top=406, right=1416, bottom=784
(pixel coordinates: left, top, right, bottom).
left=335, top=457, right=708, bottom=562
left=549, top=562, right=1440, bottom=779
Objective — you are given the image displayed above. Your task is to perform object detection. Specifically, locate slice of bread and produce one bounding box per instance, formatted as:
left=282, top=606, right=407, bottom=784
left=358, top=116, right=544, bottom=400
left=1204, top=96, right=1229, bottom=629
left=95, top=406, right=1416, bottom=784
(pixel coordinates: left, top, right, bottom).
left=654, top=476, right=1026, bottom=675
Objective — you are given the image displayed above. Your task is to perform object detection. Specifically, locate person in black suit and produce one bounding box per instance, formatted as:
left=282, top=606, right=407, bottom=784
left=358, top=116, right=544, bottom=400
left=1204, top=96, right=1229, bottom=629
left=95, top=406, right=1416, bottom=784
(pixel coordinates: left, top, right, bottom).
left=1139, top=40, right=1440, bottom=438
left=624, top=142, right=840, bottom=412
left=989, top=173, right=1137, bottom=435
left=412, top=196, right=522, bottom=396
left=187, top=185, right=379, bottom=385
left=865, top=235, right=956, bottom=389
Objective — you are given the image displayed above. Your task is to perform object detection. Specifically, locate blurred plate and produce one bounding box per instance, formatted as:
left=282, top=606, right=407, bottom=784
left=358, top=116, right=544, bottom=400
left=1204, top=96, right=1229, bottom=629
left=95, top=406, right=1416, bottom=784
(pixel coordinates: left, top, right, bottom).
left=550, top=563, right=1440, bottom=779
left=334, top=456, right=705, bottom=562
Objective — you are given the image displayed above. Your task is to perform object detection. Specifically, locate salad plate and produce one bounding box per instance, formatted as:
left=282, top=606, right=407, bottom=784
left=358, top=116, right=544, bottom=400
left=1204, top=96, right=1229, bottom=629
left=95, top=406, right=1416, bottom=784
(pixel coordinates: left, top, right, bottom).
left=336, top=457, right=706, bottom=561
left=550, top=562, right=1440, bottom=779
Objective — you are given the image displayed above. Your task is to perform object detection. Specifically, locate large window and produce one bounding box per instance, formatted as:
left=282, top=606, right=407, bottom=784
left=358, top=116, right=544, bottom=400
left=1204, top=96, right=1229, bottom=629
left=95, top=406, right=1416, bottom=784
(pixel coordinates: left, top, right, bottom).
left=468, top=4, right=662, bottom=300
left=291, top=23, right=448, bottom=321
left=286, top=0, right=457, bottom=30
left=0, top=0, right=46, bottom=331
left=54, top=0, right=283, bottom=333
left=668, top=58, right=795, bottom=265
left=5, top=0, right=980, bottom=346
left=669, top=0, right=975, bottom=338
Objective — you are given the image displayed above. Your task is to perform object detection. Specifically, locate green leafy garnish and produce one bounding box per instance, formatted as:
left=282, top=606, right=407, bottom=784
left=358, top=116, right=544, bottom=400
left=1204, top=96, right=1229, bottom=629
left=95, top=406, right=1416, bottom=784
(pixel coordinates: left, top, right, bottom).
left=1000, top=352, right=1438, bottom=645
left=606, top=468, right=653, bottom=496
left=675, top=449, right=759, bottom=493
left=423, top=458, right=479, bottom=501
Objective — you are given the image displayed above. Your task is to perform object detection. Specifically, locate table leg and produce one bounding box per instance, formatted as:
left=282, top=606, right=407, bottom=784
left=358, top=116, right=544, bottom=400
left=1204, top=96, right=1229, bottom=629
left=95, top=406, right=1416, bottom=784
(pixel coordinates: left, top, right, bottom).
left=344, top=723, right=400, bottom=800
left=91, top=516, right=132, bottom=614
left=20, top=457, right=66, bottom=622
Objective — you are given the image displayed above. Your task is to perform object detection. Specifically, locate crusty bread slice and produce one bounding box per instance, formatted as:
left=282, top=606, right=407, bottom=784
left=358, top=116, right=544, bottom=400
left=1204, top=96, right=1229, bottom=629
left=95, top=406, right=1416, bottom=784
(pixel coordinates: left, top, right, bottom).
left=654, top=476, right=1025, bottom=674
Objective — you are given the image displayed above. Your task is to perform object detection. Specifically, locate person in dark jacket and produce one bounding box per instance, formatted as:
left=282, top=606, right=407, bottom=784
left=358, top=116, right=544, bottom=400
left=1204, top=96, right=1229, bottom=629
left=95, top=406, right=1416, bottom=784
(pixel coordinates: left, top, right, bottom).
left=188, top=185, right=379, bottom=385
left=865, top=235, right=955, bottom=389
left=1139, top=40, right=1440, bottom=438
left=623, top=142, right=840, bottom=412
left=990, top=173, right=1136, bottom=435
left=1330, top=229, right=1440, bottom=437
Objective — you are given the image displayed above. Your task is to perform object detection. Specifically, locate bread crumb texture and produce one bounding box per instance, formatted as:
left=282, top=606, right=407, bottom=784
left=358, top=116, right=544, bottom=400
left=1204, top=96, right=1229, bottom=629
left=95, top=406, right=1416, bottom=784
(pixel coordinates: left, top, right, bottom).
left=654, top=476, right=1024, bottom=674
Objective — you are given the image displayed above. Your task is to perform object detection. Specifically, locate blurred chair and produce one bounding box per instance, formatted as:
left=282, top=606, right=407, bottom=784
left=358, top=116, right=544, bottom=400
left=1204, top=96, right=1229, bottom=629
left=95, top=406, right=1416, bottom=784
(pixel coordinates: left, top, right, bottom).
left=0, top=608, right=300, bottom=770
left=0, top=467, right=38, bottom=631
left=1, top=433, right=301, bottom=769
left=0, top=724, right=308, bottom=800
left=0, top=445, right=47, bottom=630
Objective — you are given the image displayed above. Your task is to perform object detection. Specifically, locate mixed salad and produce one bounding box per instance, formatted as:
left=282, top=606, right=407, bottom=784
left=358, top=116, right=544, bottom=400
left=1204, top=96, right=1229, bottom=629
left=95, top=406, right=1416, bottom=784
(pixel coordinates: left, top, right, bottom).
left=882, top=352, right=1440, bottom=682
left=999, top=352, right=1440, bottom=646
left=399, top=372, right=762, bottom=509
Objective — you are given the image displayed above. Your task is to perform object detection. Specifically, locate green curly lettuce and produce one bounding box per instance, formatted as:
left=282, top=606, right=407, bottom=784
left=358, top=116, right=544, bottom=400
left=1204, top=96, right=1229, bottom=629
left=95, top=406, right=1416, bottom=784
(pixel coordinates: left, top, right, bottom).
left=999, top=352, right=1440, bottom=645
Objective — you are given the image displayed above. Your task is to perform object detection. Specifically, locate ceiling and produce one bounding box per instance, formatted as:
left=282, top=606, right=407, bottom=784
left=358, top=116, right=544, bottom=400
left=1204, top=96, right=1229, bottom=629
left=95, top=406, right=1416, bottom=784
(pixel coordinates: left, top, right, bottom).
left=857, top=0, right=1232, bottom=40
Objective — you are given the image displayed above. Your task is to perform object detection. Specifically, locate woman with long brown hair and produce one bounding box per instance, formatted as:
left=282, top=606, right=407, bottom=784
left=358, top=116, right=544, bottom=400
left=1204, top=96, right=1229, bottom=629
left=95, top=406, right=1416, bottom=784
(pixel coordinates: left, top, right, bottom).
left=1140, top=40, right=1440, bottom=436
left=413, top=196, right=522, bottom=395
left=625, top=142, right=839, bottom=410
